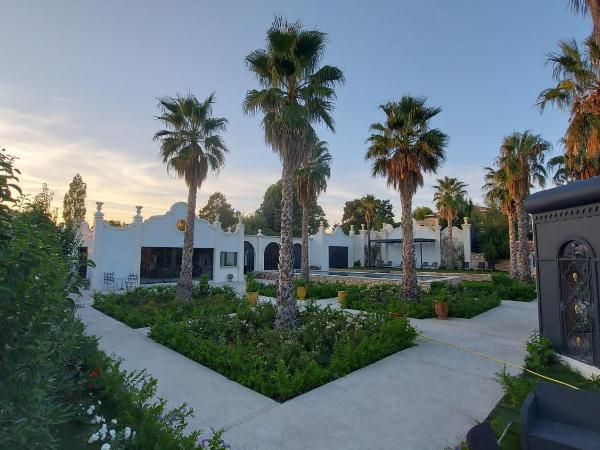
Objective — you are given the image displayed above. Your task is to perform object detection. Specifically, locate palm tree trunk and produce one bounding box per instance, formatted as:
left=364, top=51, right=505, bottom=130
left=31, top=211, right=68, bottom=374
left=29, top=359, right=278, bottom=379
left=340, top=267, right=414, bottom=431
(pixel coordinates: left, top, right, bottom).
left=400, top=188, right=418, bottom=299
left=176, top=180, right=197, bottom=300
left=446, top=214, right=454, bottom=269
left=508, top=211, right=518, bottom=279
left=515, top=201, right=531, bottom=283
left=301, top=204, right=310, bottom=281
left=589, top=0, right=600, bottom=48
left=275, top=160, right=298, bottom=329
left=366, top=222, right=371, bottom=266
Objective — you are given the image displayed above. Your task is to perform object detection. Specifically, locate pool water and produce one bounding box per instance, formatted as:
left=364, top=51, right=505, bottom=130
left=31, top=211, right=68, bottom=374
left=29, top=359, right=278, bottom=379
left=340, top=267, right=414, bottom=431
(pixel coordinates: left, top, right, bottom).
left=311, top=270, right=452, bottom=282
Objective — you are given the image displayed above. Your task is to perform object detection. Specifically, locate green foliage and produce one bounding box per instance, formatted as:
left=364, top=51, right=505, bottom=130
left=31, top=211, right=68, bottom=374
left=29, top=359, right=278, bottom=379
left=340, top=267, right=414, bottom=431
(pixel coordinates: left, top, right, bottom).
left=412, top=206, right=433, bottom=221
left=496, top=366, right=536, bottom=407
left=93, top=284, right=243, bottom=328
left=524, top=332, right=557, bottom=372
left=62, top=173, right=87, bottom=225
left=253, top=279, right=361, bottom=300
left=242, top=179, right=328, bottom=235
left=151, top=301, right=416, bottom=401
left=198, top=192, right=240, bottom=230
left=470, top=205, right=510, bottom=260
left=491, top=273, right=537, bottom=301
left=340, top=195, right=396, bottom=234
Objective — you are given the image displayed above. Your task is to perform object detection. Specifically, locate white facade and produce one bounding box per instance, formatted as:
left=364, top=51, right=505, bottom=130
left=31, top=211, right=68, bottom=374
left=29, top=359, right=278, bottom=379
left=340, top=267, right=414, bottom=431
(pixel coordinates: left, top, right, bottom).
left=82, top=202, right=472, bottom=290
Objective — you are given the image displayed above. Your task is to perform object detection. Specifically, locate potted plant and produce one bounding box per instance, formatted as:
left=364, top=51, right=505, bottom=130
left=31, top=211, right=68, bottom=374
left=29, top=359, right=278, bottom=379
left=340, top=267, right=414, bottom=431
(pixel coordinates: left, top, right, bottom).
left=295, top=279, right=307, bottom=301
left=246, top=273, right=259, bottom=306
left=337, top=290, right=348, bottom=308
left=390, top=303, right=408, bottom=321
left=434, top=291, right=449, bottom=320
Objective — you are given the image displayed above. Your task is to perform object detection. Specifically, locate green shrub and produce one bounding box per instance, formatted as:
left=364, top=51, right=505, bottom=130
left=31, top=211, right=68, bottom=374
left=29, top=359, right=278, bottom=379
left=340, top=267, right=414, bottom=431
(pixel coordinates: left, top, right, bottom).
left=496, top=366, right=536, bottom=407
left=525, top=332, right=557, bottom=371
left=150, top=301, right=417, bottom=401
left=491, top=273, right=537, bottom=301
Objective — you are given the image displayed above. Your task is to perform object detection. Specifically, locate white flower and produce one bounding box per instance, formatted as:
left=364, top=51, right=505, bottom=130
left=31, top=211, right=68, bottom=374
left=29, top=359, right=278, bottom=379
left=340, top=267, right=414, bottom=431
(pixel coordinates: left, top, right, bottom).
left=86, top=405, right=95, bottom=415
left=124, top=427, right=131, bottom=439
left=111, top=419, right=117, bottom=425
left=99, top=423, right=107, bottom=433
left=101, top=444, right=111, bottom=450
left=97, top=400, right=102, bottom=405
left=109, top=429, right=116, bottom=440
left=88, top=432, right=99, bottom=443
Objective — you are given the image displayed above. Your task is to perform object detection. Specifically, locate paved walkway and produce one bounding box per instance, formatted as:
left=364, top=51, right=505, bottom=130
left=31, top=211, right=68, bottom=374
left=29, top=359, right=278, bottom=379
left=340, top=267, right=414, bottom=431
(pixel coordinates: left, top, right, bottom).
left=77, top=292, right=538, bottom=450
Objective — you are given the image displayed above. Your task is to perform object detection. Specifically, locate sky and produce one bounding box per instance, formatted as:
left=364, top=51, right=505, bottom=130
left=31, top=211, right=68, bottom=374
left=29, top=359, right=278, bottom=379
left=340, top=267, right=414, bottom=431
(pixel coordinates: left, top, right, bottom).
left=0, top=0, right=591, bottom=226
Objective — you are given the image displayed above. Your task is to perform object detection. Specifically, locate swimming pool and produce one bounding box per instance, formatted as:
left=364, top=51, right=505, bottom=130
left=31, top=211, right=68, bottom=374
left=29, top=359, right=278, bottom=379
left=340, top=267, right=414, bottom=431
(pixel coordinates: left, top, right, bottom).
left=310, top=270, right=455, bottom=282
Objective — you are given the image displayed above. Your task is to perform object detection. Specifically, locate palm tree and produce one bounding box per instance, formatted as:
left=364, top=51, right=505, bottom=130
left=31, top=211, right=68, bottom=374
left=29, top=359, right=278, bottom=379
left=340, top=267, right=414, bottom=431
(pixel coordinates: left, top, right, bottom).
left=366, top=96, right=448, bottom=299
left=243, top=17, right=344, bottom=329
left=499, top=131, right=550, bottom=283
left=538, top=37, right=600, bottom=179
left=433, top=176, right=467, bottom=269
left=547, top=151, right=600, bottom=184
left=154, top=93, right=228, bottom=300
left=483, top=166, right=518, bottom=279
left=570, top=0, right=600, bottom=48
left=296, top=137, right=331, bottom=282
left=359, top=194, right=378, bottom=266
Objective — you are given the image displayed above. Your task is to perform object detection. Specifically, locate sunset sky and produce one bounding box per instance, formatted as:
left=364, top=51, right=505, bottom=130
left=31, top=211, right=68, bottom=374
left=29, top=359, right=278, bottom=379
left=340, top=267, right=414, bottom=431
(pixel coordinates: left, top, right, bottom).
left=0, top=0, right=590, bottom=225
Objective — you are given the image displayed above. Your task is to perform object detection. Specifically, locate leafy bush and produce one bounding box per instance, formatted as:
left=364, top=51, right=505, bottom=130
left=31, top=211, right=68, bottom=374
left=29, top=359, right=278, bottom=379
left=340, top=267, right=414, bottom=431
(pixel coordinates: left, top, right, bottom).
left=254, top=279, right=361, bottom=300
left=93, top=284, right=243, bottom=328
left=496, top=366, right=536, bottom=407
left=524, top=332, right=557, bottom=372
left=491, top=273, right=537, bottom=301
left=150, top=301, right=417, bottom=401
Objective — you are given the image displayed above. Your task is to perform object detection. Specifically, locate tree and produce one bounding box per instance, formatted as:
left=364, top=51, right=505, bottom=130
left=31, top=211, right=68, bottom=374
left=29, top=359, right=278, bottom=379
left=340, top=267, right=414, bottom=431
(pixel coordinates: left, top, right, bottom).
left=340, top=196, right=395, bottom=234
left=366, top=96, right=448, bottom=299
left=483, top=167, right=518, bottom=278
left=570, top=0, right=600, bottom=48
left=243, top=180, right=328, bottom=236
left=243, top=17, right=344, bottom=329
left=27, top=183, right=57, bottom=223
left=62, top=174, right=87, bottom=225
left=296, top=138, right=331, bottom=281
left=433, top=176, right=467, bottom=269
left=470, top=205, right=510, bottom=265
left=499, top=131, right=550, bottom=283
left=412, top=206, right=433, bottom=221
left=360, top=195, right=378, bottom=266
left=198, top=192, right=240, bottom=230
left=154, top=93, right=228, bottom=300
left=538, top=37, right=600, bottom=179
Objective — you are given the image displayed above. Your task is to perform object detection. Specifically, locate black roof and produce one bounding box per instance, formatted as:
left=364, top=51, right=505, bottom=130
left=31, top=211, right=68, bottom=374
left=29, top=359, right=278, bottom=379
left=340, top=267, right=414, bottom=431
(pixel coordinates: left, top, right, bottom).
left=524, top=176, right=600, bottom=214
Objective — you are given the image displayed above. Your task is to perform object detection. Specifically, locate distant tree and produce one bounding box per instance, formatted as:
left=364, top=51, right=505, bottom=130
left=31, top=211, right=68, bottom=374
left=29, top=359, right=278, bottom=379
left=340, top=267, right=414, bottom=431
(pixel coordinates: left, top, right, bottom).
left=154, top=93, right=228, bottom=300
left=470, top=205, right=510, bottom=265
left=434, top=176, right=468, bottom=269
left=244, top=180, right=328, bottom=236
left=62, top=174, right=87, bottom=225
left=412, top=206, right=433, bottom=221
left=198, top=192, right=239, bottom=230
left=340, top=196, right=395, bottom=234
left=28, top=183, right=57, bottom=223
left=106, top=220, right=129, bottom=227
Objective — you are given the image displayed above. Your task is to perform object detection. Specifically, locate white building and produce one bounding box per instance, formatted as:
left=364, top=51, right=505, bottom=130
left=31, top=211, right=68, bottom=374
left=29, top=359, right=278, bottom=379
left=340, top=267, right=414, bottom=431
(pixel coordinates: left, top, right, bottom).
left=82, top=201, right=472, bottom=290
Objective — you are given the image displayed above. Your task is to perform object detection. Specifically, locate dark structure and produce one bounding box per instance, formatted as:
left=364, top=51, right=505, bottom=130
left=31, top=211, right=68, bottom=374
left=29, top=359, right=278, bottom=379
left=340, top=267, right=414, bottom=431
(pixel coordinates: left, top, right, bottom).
left=520, top=381, right=600, bottom=449
left=524, top=176, right=600, bottom=368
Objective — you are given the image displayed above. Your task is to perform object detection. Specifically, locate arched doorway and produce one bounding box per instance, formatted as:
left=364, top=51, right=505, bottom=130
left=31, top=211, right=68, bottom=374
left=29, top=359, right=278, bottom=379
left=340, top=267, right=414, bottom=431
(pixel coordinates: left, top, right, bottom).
left=244, top=241, right=255, bottom=274
left=293, top=243, right=302, bottom=271
left=264, top=242, right=280, bottom=271
left=558, top=239, right=597, bottom=364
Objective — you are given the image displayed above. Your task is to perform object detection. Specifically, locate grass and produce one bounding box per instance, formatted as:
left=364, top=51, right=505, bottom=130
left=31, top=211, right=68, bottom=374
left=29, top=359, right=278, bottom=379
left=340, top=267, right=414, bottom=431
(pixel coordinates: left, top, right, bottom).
left=487, top=363, right=600, bottom=449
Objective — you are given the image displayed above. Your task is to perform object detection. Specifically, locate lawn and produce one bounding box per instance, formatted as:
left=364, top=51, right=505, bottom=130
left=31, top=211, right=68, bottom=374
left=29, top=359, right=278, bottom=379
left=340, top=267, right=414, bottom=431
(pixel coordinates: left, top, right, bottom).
left=93, top=280, right=244, bottom=328
left=150, top=301, right=417, bottom=401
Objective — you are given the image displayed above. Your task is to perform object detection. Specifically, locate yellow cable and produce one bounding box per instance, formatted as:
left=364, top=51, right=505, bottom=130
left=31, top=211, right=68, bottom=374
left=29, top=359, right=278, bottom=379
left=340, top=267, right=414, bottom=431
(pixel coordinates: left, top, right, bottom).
left=417, top=332, right=579, bottom=390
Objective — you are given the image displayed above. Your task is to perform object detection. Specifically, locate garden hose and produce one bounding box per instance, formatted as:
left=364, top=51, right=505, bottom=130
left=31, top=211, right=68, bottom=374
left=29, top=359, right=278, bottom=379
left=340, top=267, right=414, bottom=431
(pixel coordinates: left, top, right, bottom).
left=417, top=332, right=580, bottom=390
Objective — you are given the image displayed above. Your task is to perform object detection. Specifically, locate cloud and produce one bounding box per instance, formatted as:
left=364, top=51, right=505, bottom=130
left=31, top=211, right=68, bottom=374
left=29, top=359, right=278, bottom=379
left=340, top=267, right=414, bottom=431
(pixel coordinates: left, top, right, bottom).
left=50, top=96, right=81, bottom=104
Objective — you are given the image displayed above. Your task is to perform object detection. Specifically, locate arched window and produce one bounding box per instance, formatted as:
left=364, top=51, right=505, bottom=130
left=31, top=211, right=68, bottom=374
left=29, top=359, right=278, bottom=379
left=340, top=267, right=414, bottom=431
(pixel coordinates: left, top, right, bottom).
left=244, top=241, right=255, bottom=274
left=558, top=239, right=595, bottom=364
left=293, top=243, right=302, bottom=271
left=264, top=242, right=280, bottom=271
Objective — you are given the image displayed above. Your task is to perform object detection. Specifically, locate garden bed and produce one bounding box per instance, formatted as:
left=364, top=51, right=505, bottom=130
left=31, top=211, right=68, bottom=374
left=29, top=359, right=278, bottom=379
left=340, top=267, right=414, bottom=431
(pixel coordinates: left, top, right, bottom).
left=93, top=281, right=244, bottom=328
left=150, top=302, right=417, bottom=401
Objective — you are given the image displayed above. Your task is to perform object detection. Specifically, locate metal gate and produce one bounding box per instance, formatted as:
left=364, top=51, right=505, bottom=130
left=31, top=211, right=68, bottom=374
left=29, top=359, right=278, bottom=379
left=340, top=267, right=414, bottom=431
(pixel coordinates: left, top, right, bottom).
left=328, top=246, right=348, bottom=269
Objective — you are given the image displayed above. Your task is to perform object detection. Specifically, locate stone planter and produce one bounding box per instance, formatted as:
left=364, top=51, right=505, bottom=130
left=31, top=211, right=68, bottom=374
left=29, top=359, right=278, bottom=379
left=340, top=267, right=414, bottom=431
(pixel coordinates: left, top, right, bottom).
left=247, top=291, right=258, bottom=306
left=434, top=301, right=449, bottom=320
left=296, top=286, right=307, bottom=300
left=337, top=290, right=348, bottom=308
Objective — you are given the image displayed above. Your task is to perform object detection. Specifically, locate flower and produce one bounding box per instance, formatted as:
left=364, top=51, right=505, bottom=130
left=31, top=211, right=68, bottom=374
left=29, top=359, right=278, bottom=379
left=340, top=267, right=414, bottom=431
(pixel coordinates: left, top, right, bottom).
left=111, top=419, right=117, bottom=425
left=124, top=427, right=131, bottom=439
left=100, top=444, right=111, bottom=450
left=97, top=400, right=102, bottom=405
left=109, top=429, right=116, bottom=440
left=86, top=405, right=95, bottom=415
left=88, top=433, right=99, bottom=444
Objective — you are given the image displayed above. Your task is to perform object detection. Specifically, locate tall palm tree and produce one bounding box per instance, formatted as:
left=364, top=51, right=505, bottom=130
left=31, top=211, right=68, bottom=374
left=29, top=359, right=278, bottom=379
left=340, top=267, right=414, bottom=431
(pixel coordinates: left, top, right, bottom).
left=499, top=131, right=550, bottom=283
left=359, top=194, right=378, bottom=266
left=433, top=176, right=467, bottom=269
left=570, top=0, right=600, bottom=48
left=296, top=136, right=331, bottom=281
left=483, top=166, right=518, bottom=279
left=538, top=37, right=600, bottom=179
left=154, top=93, right=228, bottom=300
left=366, top=96, right=447, bottom=299
left=547, top=151, right=600, bottom=184
left=243, top=17, right=344, bottom=329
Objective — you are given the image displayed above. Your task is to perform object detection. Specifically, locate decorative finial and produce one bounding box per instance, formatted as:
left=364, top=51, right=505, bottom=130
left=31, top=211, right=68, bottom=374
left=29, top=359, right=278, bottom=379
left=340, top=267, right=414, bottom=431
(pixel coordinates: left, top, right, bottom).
left=463, top=217, right=469, bottom=225
left=361, top=223, right=366, bottom=230
left=96, top=202, right=103, bottom=212
left=227, top=226, right=232, bottom=233
left=257, top=228, right=263, bottom=235
left=135, top=206, right=143, bottom=215
left=214, top=213, right=220, bottom=223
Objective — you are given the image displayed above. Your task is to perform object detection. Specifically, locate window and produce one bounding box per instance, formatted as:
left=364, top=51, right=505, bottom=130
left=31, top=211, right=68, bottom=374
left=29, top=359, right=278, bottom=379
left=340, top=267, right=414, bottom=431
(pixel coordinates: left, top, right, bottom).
left=220, top=251, right=238, bottom=267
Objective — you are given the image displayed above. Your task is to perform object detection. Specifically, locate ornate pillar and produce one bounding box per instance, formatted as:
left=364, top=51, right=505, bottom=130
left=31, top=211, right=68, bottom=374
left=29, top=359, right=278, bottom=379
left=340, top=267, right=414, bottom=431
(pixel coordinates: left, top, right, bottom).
left=462, top=217, right=472, bottom=267
left=131, top=206, right=143, bottom=284
left=91, top=202, right=105, bottom=291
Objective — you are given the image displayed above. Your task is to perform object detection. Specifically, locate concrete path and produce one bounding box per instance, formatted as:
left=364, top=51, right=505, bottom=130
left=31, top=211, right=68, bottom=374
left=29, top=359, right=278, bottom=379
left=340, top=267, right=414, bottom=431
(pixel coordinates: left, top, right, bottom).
left=78, top=292, right=538, bottom=450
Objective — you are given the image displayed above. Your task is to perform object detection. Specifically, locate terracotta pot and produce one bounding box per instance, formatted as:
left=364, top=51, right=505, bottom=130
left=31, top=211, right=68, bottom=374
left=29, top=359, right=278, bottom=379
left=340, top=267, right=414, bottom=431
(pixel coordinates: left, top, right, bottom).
left=296, top=286, right=307, bottom=300
left=434, top=301, right=449, bottom=320
left=337, top=290, right=348, bottom=308
left=389, top=311, right=407, bottom=321
left=247, top=291, right=258, bottom=306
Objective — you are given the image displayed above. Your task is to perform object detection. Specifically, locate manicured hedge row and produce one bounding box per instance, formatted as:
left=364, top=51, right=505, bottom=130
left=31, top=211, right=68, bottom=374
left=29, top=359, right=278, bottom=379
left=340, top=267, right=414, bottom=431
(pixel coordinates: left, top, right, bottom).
left=150, top=302, right=417, bottom=401
left=93, top=281, right=244, bottom=328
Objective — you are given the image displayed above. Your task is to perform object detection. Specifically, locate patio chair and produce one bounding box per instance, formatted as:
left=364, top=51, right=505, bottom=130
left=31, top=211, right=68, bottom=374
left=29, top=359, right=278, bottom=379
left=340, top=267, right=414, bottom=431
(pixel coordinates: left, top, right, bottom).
left=521, top=381, right=600, bottom=450
left=421, top=262, right=430, bottom=269
left=466, top=422, right=499, bottom=450
left=430, top=262, right=439, bottom=269
left=103, top=272, right=116, bottom=291
left=125, top=273, right=138, bottom=291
